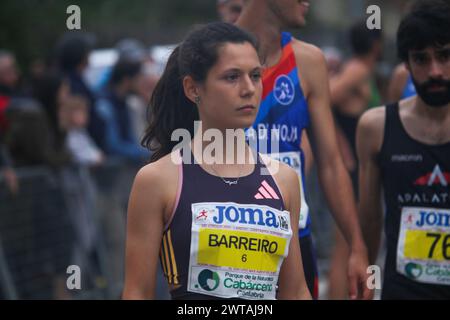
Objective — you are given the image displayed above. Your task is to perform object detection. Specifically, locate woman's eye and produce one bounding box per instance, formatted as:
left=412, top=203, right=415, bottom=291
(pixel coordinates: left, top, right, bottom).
left=225, top=74, right=239, bottom=81
left=251, top=72, right=262, bottom=81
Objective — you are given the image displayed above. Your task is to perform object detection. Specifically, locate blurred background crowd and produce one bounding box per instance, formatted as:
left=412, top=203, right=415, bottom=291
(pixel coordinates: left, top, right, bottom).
left=0, top=0, right=415, bottom=299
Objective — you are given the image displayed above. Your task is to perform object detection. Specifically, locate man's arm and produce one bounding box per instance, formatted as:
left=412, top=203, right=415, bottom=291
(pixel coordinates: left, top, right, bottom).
left=387, top=64, right=409, bottom=103
left=356, top=107, right=385, bottom=264
left=294, top=41, right=370, bottom=299
left=268, top=159, right=311, bottom=300
left=294, top=42, right=364, bottom=250
left=300, top=132, right=314, bottom=176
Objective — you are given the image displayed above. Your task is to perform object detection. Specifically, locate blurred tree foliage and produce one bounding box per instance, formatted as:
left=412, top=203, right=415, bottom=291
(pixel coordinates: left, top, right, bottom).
left=0, top=0, right=411, bottom=76
left=0, top=0, right=217, bottom=73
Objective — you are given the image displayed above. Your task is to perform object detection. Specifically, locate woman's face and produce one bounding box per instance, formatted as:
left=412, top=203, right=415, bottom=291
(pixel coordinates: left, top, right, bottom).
left=197, top=42, right=262, bottom=130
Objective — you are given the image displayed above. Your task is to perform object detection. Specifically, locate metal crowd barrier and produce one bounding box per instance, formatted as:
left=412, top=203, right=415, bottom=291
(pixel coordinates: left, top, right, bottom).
left=0, top=160, right=146, bottom=299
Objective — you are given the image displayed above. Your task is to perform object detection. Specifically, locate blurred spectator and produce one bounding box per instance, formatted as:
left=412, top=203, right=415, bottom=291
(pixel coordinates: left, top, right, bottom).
left=31, top=71, right=104, bottom=290
left=217, top=0, right=244, bottom=23
left=94, top=38, right=148, bottom=93
left=0, top=50, right=20, bottom=133
left=55, top=33, right=95, bottom=98
left=59, top=95, right=104, bottom=166
left=30, top=58, right=46, bottom=80
left=22, top=58, right=48, bottom=96
left=116, top=38, right=147, bottom=63
left=31, top=67, right=104, bottom=292
left=55, top=33, right=104, bottom=148
left=4, top=97, right=69, bottom=167
left=32, top=72, right=71, bottom=161
left=95, top=60, right=149, bottom=162
left=127, top=60, right=160, bottom=144
left=0, top=50, right=20, bottom=95
left=0, top=143, right=18, bottom=194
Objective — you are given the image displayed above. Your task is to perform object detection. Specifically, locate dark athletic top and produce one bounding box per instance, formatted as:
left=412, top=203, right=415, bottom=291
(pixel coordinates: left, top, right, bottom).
left=379, top=103, right=450, bottom=299
left=160, top=149, right=293, bottom=300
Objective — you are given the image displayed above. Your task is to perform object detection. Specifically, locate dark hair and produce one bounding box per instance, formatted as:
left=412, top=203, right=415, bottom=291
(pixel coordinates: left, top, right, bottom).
left=5, top=98, right=70, bottom=167
left=56, top=33, right=95, bottom=72
left=109, top=59, right=142, bottom=86
left=397, top=0, right=450, bottom=63
left=349, top=20, right=382, bottom=56
left=142, top=22, right=258, bottom=162
left=31, top=71, right=67, bottom=151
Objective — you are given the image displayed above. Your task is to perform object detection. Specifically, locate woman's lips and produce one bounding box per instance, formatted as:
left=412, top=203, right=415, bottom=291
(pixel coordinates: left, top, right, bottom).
left=236, top=105, right=256, bottom=112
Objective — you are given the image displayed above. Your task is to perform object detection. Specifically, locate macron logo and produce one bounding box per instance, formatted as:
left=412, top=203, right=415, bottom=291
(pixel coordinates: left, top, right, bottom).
left=255, top=180, right=280, bottom=200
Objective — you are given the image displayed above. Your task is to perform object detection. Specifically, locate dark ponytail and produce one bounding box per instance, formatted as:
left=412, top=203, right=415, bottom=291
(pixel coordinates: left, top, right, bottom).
left=141, top=22, right=258, bottom=162
left=142, top=46, right=199, bottom=162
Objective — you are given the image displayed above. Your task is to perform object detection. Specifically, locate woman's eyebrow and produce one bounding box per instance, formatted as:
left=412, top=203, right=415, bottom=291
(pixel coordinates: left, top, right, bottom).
left=219, top=65, right=262, bottom=74
left=222, top=67, right=241, bottom=73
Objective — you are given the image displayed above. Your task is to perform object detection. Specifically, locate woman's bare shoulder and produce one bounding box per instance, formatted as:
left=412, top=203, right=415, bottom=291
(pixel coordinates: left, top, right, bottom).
left=133, top=151, right=180, bottom=200
left=137, top=152, right=179, bottom=180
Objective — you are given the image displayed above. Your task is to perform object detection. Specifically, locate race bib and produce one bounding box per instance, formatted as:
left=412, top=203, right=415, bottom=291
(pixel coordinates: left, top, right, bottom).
left=187, top=202, right=292, bottom=299
left=397, top=207, right=450, bottom=285
left=269, top=151, right=309, bottom=229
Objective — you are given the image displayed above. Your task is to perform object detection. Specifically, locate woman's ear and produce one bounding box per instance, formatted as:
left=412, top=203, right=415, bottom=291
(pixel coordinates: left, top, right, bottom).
left=182, top=75, right=200, bottom=104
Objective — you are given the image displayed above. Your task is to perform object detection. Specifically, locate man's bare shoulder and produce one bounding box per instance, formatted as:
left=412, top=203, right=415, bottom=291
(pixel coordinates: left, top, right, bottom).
left=290, top=39, right=328, bottom=96
left=358, top=106, right=386, bottom=152
left=359, top=107, right=386, bottom=131
left=291, top=39, right=327, bottom=66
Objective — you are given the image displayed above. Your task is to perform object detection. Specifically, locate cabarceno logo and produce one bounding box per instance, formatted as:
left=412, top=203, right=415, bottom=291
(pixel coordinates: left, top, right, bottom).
left=405, top=262, right=423, bottom=279
left=197, top=269, right=220, bottom=291
left=224, top=278, right=273, bottom=292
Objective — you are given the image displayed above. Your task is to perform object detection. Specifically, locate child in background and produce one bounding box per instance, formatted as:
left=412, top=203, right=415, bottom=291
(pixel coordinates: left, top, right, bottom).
left=59, top=95, right=104, bottom=166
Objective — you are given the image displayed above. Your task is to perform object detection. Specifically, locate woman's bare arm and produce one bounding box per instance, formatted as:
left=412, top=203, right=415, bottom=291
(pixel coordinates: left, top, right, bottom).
left=122, top=158, right=177, bottom=299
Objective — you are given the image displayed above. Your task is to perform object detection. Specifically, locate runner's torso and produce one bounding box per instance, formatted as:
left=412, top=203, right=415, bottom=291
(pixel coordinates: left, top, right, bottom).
left=379, top=103, right=450, bottom=299
left=160, top=149, right=292, bottom=300
left=249, top=32, right=311, bottom=236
